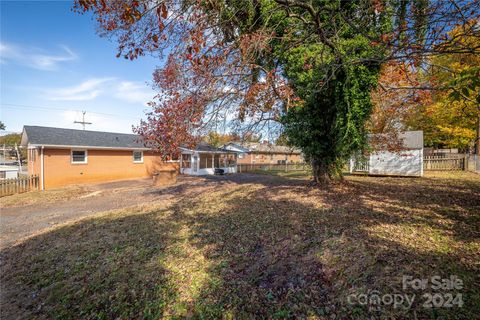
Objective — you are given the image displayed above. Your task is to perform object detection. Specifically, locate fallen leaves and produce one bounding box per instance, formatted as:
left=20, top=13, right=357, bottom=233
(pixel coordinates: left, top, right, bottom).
left=1, top=171, right=479, bottom=318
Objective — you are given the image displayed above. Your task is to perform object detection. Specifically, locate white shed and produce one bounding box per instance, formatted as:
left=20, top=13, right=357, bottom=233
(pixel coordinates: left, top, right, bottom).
left=0, top=165, right=20, bottom=179
left=180, top=143, right=238, bottom=175
left=350, top=131, right=424, bottom=177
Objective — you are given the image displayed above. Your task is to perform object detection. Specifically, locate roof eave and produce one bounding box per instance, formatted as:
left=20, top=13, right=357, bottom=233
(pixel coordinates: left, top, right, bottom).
left=180, top=147, right=237, bottom=154
left=224, top=143, right=250, bottom=152
left=28, top=144, right=150, bottom=151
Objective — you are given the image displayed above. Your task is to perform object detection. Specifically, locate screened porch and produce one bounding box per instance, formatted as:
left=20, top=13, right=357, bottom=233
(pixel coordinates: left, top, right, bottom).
left=180, top=145, right=237, bottom=175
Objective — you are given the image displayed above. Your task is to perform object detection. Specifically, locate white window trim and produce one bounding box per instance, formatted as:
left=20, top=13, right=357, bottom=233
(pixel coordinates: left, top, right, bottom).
left=71, top=149, right=88, bottom=164
left=133, top=151, right=144, bottom=163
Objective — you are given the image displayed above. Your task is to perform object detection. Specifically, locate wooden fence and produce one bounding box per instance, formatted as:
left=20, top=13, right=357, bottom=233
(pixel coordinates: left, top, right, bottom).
left=423, top=156, right=466, bottom=171
left=0, top=175, right=39, bottom=197
left=237, top=156, right=477, bottom=173
left=237, top=163, right=309, bottom=173
left=351, top=158, right=370, bottom=172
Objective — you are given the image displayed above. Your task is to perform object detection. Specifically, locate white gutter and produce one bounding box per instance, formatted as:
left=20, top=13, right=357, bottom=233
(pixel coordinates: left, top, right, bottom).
left=179, top=147, right=238, bottom=154
left=29, top=144, right=150, bottom=151
left=40, top=146, right=45, bottom=191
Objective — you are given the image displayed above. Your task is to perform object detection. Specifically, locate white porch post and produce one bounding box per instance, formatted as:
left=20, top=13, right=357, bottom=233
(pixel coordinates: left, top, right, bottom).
left=195, top=152, right=199, bottom=172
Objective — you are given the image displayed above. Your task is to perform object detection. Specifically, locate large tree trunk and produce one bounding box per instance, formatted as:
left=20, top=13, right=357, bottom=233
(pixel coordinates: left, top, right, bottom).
left=311, top=158, right=341, bottom=185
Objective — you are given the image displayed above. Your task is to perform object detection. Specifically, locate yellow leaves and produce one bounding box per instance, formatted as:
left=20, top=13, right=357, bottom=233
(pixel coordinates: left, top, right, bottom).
left=436, top=126, right=476, bottom=139
left=419, top=87, right=478, bottom=148
left=435, top=125, right=476, bottom=147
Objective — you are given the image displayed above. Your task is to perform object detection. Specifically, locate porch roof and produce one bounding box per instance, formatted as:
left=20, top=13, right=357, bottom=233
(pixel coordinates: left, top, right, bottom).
left=180, top=143, right=238, bottom=154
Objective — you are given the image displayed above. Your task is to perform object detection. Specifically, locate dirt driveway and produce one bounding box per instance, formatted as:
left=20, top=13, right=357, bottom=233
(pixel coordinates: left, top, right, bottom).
left=0, top=175, right=261, bottom=249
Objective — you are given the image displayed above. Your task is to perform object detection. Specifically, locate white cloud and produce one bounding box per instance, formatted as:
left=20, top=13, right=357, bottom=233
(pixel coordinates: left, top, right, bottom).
left=47, top=78, right=115, bottom=101
left=42, top=78, right=155, bottom=106
left=0, top=42, right=77, bottom=70
left=114, top=81, right=155, bottom=105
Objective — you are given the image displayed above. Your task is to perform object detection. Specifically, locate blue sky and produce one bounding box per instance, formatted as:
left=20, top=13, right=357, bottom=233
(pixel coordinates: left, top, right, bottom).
left=1, top=1, right=163, bottom=134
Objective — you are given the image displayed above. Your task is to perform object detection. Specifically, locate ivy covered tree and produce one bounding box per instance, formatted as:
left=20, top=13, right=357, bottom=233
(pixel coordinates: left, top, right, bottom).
left=75, top=0, right=480, bottom=183
left=280, top=41, right=383, bottom=181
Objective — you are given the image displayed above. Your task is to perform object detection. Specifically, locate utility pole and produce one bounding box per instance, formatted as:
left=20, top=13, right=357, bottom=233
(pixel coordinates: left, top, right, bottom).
left=15, top=142, right=23, bottom=173
left=74, top=111, right=92, bottom=130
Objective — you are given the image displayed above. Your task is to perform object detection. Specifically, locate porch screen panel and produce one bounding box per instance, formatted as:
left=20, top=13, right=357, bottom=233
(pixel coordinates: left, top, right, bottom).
left=199, top=154, right=211, bottom=169
left=214, top=155, right=221, bottom=168
left=227, top=154, right=236, bottom=166
left=182, top=154, right=191, bottom=168
left=220, top=154, right=227, bottom=167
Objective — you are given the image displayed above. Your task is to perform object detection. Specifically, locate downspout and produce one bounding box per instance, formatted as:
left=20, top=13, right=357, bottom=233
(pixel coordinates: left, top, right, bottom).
left=40, top=146, right=45, bottom=190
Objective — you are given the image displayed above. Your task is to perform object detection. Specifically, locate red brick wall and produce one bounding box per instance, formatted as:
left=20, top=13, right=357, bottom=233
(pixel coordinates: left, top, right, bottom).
left=29, top=148, right=177, bottom=189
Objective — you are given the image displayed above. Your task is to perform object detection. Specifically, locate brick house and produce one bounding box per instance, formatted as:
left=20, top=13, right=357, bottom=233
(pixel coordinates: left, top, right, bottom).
left=223, top=142, right=303, bottom=164
left=21, top=126, right=177, bottom=190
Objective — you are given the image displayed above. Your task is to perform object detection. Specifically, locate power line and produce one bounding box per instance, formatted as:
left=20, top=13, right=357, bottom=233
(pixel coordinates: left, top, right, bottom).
left=1, top=103, right=143, bottom=120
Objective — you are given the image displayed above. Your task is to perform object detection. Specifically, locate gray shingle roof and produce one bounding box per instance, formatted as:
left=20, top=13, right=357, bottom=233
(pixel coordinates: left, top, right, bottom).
left=22, top=126, right=147, bottom=149
left=181, top=142, right=236, bottom=153
left=399, top=131, right=423, bottom=149
left=368, top=131, right=424, bottom=150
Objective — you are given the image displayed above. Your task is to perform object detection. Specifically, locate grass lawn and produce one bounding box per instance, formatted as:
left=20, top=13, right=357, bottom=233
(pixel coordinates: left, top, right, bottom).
left=249, top=169, right=313, bottom=178
left=1, top=172, right=479, bottom=319
left=0, top=185, right=91, bottom=208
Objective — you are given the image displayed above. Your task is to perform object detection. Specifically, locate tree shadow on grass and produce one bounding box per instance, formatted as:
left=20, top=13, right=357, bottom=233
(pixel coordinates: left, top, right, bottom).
left=0, top=206, right=183, bottom=319
left=0, top=173, right=478, bottom=319
left=341, top=176, right=480, bottom=243
left=175, top=174, right=479, bottom=318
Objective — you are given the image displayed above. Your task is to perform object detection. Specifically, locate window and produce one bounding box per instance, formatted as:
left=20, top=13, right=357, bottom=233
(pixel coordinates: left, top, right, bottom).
left=71, top=150, right=87, bottom=164
left=238, top=153, right=245, bottom=159
left=133, top=151, right=144, bottom=163
left=0, top=171, right=5, bottom=179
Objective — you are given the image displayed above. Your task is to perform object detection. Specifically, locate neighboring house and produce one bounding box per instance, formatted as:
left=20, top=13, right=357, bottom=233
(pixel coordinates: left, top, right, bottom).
left=350, top=131, right=424, bottom=177
left=0, top=165, right=19, bottom=179
left=224, top=142, right=303, bottom=164
left=21, top=126, right=177, bottom=190
left=180, top=143, right=237, bottom=175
